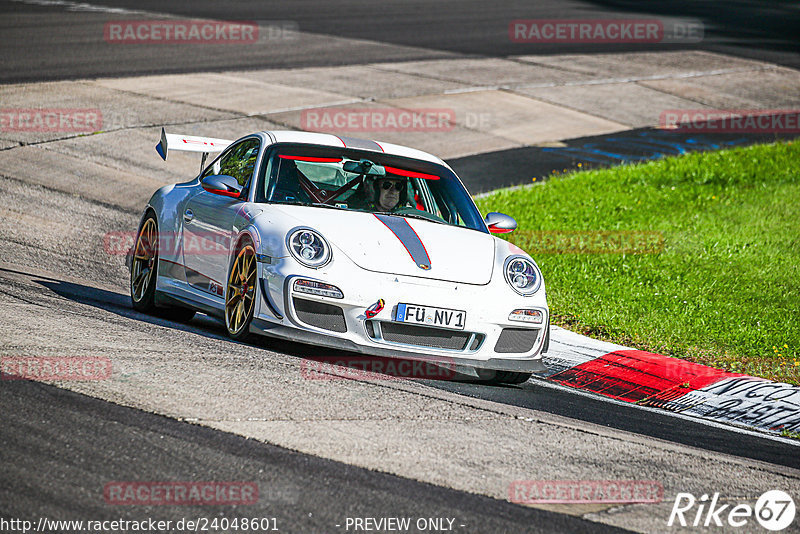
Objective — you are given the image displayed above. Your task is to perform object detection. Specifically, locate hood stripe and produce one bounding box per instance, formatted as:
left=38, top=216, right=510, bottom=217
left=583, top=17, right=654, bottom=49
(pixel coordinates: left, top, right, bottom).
left=374, top=214, right=431, bottom=270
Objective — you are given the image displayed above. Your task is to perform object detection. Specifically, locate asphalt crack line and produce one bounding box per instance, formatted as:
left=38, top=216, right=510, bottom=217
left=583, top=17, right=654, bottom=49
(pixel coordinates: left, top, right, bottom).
left=508, top=65, right=779, bottom=90
left=369, top=58, right=778, bottom=93
left=0, top=172, right=140, bottom=214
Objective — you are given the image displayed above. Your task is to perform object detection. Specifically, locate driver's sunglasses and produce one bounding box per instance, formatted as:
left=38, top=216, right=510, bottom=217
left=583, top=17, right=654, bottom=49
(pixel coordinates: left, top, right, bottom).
left=379, top=180, right=404, bottom=192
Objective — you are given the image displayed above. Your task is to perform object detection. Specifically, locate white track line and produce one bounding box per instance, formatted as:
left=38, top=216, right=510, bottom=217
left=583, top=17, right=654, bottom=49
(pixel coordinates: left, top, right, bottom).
left=9, top=0, right=158, bottom=16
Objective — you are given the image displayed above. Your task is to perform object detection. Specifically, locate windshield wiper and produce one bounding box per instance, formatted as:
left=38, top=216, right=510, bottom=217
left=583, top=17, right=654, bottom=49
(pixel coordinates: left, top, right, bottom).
left=309, top=202, right=346, bottom=210
left=392, top=213, right=447, bottom=225
left=270, top=200, right=345, bottom=210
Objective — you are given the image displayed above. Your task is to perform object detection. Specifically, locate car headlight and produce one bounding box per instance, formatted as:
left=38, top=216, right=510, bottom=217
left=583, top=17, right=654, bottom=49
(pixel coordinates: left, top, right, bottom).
left=504, top=256, right=541, bottom=295
left=288, top=228, right=331, bottom=268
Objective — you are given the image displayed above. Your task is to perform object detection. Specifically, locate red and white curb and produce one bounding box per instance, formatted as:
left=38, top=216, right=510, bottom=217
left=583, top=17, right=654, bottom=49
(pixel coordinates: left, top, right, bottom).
left=542, top=326, right=800, bottom=435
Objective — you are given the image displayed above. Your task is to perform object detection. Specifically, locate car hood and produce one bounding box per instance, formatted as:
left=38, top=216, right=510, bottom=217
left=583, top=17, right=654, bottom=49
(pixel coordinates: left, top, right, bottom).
left=270, top=205, right=495, bottom=285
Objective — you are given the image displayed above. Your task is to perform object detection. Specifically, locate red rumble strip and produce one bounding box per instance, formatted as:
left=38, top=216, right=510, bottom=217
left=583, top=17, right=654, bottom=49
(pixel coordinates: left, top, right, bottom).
left=548, top=349, right=738, bottom=403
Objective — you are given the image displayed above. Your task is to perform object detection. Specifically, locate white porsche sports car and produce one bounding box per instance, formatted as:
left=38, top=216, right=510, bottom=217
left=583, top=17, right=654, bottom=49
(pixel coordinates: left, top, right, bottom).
left=129, top=129, right=549, bottom=384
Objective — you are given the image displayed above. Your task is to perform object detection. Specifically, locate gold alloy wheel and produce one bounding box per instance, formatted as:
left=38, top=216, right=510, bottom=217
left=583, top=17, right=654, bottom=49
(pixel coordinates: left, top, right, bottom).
left=131, top=218, right=157, bottom=303
left=225, top=244, right=256, bottom=335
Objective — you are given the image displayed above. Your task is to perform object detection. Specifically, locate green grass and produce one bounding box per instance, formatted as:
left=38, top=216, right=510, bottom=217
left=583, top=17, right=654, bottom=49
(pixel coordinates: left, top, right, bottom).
left=475, top=141, right=800, bottom=384
left=781, top=429, right=800, bottom=440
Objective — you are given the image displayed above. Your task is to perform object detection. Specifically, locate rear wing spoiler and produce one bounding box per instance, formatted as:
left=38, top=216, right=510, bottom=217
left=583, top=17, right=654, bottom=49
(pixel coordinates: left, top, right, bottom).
left=155, top=127, right=233, bottom=171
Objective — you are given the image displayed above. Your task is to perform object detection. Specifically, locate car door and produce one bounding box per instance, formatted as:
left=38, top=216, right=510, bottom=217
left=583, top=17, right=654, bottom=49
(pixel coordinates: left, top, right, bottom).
left=182, top=137, right=260, bottom=297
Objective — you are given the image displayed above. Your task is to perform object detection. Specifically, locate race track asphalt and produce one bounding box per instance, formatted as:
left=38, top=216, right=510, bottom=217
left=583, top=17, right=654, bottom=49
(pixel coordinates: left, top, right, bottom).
left=0, top=378, right=626, bottom=534
left=0, top=0, right=797, bottom=83
left=1, top=2, right=799, bottom=532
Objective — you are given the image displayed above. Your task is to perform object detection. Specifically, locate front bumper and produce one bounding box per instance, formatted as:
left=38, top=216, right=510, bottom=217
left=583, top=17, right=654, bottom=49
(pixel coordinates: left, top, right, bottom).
left=250, top=318, right=549, bottom=373
left=253, top=256, right=549, bottom=373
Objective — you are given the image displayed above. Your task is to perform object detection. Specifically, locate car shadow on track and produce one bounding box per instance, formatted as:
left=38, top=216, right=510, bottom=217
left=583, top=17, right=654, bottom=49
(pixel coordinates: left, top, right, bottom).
left=35, top=276, right=234, bottom=340
left=32, top=274, right=505, bottom=386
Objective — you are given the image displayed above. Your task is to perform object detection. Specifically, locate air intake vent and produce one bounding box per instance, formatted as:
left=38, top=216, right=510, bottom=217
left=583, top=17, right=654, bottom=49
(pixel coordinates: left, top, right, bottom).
left=365, top=320, right=377, bottom=339
left=380, top=322, right=470, bottom=351
left=494, top=328, right=539, bottom=353
left=293, top=298, right=347, bottom=333
left=469, top=334, right=485, bottom=351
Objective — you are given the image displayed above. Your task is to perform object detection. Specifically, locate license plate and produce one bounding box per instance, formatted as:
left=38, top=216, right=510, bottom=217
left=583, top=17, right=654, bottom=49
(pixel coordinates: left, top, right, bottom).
left=395, top=303, right=466, bottom=330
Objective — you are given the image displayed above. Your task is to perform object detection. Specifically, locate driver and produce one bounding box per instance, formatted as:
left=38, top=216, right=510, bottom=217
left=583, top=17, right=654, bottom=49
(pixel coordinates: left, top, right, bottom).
left=348, top=174, right=409, bottom=213
left=348, top=176, right=408, bottom=212
left=372, top=176, right=406, bottom=212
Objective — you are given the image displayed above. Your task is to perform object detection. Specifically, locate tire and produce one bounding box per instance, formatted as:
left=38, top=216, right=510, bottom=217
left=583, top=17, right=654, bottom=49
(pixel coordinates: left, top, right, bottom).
left=130, top=212, right=196, bottom=322
left=225, top=237, right=257, bottom=341
left=130, top=213, right=160, bottom=314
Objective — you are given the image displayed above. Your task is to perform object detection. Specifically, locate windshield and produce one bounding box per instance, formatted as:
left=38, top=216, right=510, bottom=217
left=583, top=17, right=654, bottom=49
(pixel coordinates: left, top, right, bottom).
left=256, top=144, right=488, bottom=233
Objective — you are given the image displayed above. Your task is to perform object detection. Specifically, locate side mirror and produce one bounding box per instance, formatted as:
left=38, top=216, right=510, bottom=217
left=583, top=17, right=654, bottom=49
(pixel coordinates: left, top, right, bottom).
left=202, top=174, right=243, bottom=198
left=485, top=212, right=517, bottom=234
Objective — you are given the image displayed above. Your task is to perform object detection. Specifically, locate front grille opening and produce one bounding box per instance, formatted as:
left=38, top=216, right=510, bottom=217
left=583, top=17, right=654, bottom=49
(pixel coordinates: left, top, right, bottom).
left=469, top=334, right=485, bottom=351
left=494, top=328, right=539, bottom=353
left=293, top=297, right=347, bottom=333
left=365, top=319, right=378, bottom=339
left=379, top=321, right=470, bottom=351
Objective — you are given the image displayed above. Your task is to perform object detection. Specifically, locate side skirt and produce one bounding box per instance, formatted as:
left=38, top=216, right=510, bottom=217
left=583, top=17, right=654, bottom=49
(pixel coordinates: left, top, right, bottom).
left=154, top=276, right=225, bottom=318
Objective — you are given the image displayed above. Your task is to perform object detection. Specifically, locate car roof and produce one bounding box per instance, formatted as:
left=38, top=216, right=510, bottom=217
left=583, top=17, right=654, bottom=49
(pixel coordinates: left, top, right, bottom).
left=263, top=130, right=449, bottom=169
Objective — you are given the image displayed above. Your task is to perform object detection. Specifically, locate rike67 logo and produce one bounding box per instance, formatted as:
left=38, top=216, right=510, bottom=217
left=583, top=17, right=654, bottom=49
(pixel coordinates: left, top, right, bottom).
left=669, top=490, right=795, bottom=531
